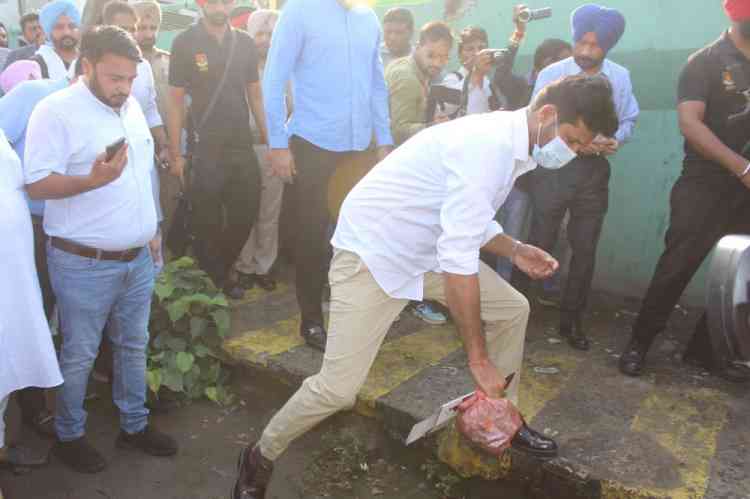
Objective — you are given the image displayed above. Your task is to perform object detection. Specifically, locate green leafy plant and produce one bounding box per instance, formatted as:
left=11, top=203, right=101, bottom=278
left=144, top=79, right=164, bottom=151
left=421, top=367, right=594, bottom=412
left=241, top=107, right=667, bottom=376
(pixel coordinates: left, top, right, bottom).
left=147, top=257, right=234, bottom=406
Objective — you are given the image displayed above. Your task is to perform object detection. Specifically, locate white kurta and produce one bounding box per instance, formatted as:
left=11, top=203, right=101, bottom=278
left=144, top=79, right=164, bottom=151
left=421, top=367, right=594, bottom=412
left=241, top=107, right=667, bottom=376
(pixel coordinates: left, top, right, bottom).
left=0, top=130, right=63, bottom=401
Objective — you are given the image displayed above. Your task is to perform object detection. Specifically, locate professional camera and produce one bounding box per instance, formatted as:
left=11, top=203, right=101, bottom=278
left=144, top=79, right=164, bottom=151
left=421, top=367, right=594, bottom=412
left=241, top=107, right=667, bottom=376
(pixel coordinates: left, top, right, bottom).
left=517, top=6, right=552, bottom=23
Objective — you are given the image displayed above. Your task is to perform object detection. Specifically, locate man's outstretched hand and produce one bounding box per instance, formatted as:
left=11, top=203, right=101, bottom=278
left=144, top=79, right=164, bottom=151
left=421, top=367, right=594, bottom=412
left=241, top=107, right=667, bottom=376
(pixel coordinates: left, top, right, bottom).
left=513, top=243, right=558, bottom=280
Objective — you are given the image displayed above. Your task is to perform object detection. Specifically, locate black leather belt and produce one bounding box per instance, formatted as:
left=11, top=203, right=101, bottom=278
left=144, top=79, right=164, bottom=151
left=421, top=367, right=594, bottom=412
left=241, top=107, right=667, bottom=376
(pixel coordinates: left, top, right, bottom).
left=50, top=236, right=142, bottom=262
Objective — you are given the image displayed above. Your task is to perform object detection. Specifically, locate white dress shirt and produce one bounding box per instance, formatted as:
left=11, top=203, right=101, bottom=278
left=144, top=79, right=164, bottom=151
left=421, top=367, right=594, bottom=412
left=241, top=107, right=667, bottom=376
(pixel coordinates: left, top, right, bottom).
left=441, top=66, right=493, bottom=116
left=24, top=80, right=158, bottom=251
left=332, top=108, right=537, bottom=300
left=132, top=59, right=163, bottom=129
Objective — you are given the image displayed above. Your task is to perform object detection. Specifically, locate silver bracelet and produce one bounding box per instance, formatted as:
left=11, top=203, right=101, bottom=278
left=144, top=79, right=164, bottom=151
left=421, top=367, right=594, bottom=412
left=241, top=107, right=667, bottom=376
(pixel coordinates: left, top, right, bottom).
left=510, top=240, right=522, bottom=266
left=739, top=163, right=750, bottom=179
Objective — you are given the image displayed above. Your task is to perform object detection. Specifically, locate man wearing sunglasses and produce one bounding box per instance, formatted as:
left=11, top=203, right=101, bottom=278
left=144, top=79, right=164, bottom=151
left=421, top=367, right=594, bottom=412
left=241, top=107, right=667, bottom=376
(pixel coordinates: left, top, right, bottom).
left=167, top=0, right=267, bottom=296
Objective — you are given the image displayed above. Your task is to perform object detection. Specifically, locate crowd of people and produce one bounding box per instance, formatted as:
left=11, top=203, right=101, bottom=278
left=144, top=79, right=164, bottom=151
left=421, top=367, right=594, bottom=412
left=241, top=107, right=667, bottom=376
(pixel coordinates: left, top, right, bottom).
left=1, top=0, right=750, bottom=497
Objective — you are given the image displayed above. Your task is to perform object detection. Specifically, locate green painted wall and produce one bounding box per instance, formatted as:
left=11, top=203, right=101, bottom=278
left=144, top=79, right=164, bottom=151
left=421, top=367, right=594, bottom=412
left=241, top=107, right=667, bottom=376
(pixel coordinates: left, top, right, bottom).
left=372, top=0, right=727, bottom=303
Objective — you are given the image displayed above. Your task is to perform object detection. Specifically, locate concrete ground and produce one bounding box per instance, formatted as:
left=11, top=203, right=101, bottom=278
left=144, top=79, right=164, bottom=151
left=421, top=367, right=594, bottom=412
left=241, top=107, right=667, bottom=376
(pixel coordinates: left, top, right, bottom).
left=221, top=276, right=750, bottom=499
left=0, top=370, right=524, bottom=499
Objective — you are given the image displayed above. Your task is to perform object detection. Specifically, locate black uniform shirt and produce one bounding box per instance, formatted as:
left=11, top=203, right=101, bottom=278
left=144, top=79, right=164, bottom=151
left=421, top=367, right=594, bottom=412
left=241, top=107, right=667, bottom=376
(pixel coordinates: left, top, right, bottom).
left=678, top=32, right=750, bottom=168
left=169, top=21, right=259, bottom=147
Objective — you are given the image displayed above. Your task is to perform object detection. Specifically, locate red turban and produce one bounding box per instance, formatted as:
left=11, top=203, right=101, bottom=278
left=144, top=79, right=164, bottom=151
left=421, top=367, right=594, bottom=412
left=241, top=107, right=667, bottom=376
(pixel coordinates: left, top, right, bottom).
left=724, top=0, right=750, bottom=22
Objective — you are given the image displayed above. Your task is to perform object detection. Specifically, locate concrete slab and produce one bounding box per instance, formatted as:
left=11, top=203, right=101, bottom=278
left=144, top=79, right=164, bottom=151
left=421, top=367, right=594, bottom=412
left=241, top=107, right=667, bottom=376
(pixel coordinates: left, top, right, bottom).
left=223, top=282, right=750, bottom=499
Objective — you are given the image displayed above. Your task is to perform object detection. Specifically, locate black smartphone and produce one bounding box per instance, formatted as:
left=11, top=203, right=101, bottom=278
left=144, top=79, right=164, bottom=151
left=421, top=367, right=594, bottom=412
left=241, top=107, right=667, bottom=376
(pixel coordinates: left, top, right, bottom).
left=105, top=137, right=127, bottom=162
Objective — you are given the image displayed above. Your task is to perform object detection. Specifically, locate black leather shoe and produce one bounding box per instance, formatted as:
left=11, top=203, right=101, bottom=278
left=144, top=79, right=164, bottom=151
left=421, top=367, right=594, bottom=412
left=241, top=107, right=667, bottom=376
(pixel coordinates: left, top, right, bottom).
left=511, top=423, right=558, bottom=458
left=619, top=338, right=648, bottom=377
left=559, top=322, right=590, bottom=351
left=232, top=444, right=273, bottom=499
left=116, top=425, right=178, bottom=457
left=253, top=274, right=277, bottom=292
left=300, top=323, right=327, bottom=352
left=52, top=437, right=106, bottom=474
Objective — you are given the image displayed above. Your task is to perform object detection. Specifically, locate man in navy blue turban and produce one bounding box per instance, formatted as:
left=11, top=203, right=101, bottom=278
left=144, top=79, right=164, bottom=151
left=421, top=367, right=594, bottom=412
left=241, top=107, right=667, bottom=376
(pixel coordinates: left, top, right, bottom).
left=512, top=3, right=639, bottom=353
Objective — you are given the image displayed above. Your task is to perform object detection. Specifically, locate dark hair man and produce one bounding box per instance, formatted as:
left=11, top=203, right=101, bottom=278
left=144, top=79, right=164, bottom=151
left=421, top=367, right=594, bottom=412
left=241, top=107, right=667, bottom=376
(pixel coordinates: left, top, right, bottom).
left=382, top=7, right=415, bottom=68
left=387, top=21, right=454, bottom=145
left=439, top=25, right=503, bottom=117
left=167, top=0, right=267, bottom=297
left=231, top=74, right=619, bottom=499
left=19, top=13, right=44, bottom=47
left=24, top=26, right=178, bottom=474
left=32, top=0, right=81, bottom=79
left=386, top=21, right=454, bottom=326
left=2, top=15, right=46, bottom=71
left=619, top=0, right=750, bottom=383
left=262, top=0, right=393, bottom=351
left=513, top=3, right=638, bottom=352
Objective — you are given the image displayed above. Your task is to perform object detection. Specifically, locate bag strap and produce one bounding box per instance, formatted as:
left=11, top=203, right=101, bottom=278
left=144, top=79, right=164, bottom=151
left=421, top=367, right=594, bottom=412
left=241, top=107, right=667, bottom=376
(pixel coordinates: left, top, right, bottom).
left=192, top=29, right=237, bottom=143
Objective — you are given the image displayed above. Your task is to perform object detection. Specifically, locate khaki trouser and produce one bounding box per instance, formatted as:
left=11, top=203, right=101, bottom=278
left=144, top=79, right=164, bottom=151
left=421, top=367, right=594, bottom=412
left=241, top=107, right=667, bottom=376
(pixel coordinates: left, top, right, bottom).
left=235, top=145, right=284, bottom=275
left=258, top=250, right=529, bottom=460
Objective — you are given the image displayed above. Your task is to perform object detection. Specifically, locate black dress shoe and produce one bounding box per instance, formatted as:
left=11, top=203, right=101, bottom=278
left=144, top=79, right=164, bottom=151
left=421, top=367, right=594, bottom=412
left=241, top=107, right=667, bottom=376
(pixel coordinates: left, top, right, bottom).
left=511, top=423, right=558, bottom=458
left=300, top=323, right=327, bottom=352
left=619, top=338, right=648, bottom=377
left=253, top=274, right=277, bottom=292
left=232, top=444, right=273, bottom=499
left=559, top=322, right=590, bottom=351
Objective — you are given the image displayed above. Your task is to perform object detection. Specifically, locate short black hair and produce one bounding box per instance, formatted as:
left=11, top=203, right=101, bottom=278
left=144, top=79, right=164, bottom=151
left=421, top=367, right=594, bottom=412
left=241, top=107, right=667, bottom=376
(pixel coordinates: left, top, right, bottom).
left=102, top=0, right=137, bottom=25
left=533, top=38, right=572, bottom=71
left=531, top=74, right=618, bottom=138
left=458, top=25, right=488, bottom=53
left=418, top=21, right=453, bottom=46
left=20, top=12, right=40, bottom=31
left=383, top=7, right=414, bottom=32
left=80, top=25, right=142, bottom=65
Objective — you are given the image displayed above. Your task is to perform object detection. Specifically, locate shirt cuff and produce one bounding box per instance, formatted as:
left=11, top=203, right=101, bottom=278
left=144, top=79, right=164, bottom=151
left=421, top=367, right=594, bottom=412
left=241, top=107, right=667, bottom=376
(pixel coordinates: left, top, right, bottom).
left=438, top=250, right=481, bottom=276
left=481, top=221, right=503, bottom=246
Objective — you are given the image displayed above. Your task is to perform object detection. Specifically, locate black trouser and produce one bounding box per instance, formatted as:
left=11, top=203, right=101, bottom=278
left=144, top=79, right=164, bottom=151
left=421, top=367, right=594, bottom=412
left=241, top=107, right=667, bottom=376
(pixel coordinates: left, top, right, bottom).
left=17, top=217, right=57, bottom=422
left=514, top=155, right=610, bottom=325
left=289, top=136, right=348, bottom=326
left=190, top=141, right=261, bottom=285
left=633, top=163, right=750, bottom=365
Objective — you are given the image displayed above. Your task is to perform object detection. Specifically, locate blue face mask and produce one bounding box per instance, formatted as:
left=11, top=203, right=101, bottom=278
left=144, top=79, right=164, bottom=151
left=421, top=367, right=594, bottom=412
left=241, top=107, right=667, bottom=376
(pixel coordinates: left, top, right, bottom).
left=532, top=114, right=577, bottom=170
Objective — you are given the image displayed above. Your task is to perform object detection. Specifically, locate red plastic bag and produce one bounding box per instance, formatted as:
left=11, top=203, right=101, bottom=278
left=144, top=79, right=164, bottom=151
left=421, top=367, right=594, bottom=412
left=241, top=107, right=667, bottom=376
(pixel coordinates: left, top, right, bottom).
left=456, top=392, right=523, bottom=456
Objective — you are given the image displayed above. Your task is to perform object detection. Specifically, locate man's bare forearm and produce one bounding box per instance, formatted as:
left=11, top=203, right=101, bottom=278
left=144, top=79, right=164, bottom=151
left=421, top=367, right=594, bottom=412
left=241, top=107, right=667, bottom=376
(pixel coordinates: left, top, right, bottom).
left=247, top=83, right=268, bottom=145
left=167, top=87, right=186, bottom=158
left=444, top=272, right=488, bottom=364
left=27, top=173, right=95, bottom=200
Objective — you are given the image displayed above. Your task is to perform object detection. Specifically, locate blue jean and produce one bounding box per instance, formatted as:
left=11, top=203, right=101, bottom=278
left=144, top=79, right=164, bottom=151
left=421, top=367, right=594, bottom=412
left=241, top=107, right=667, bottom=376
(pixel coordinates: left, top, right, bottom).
left=48, top=243, right=154, bottom=441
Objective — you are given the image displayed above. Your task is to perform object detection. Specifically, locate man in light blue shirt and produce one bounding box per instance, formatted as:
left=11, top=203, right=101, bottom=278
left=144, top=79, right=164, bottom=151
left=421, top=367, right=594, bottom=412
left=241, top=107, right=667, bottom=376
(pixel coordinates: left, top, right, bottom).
left=513, top=4, right=639, bottom=352
left=263, top=0, right=393, bottom=351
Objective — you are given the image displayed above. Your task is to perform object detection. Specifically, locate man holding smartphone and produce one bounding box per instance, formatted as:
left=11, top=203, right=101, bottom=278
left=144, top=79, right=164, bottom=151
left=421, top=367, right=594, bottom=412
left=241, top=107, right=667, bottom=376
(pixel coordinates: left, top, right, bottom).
left=24, top=26, right=177, bottom=474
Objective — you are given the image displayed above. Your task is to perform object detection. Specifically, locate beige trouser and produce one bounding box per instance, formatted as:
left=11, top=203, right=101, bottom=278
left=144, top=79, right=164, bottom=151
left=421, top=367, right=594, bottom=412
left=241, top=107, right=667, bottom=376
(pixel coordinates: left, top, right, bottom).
left=258, top=250, right=529, bottom=460
left=235, top=145, right=284, bottom=275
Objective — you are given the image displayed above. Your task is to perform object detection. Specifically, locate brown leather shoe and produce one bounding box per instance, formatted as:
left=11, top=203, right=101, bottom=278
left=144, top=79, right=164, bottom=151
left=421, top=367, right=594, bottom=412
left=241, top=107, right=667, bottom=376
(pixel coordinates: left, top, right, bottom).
left=231, top=444, right=273, bottom=499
